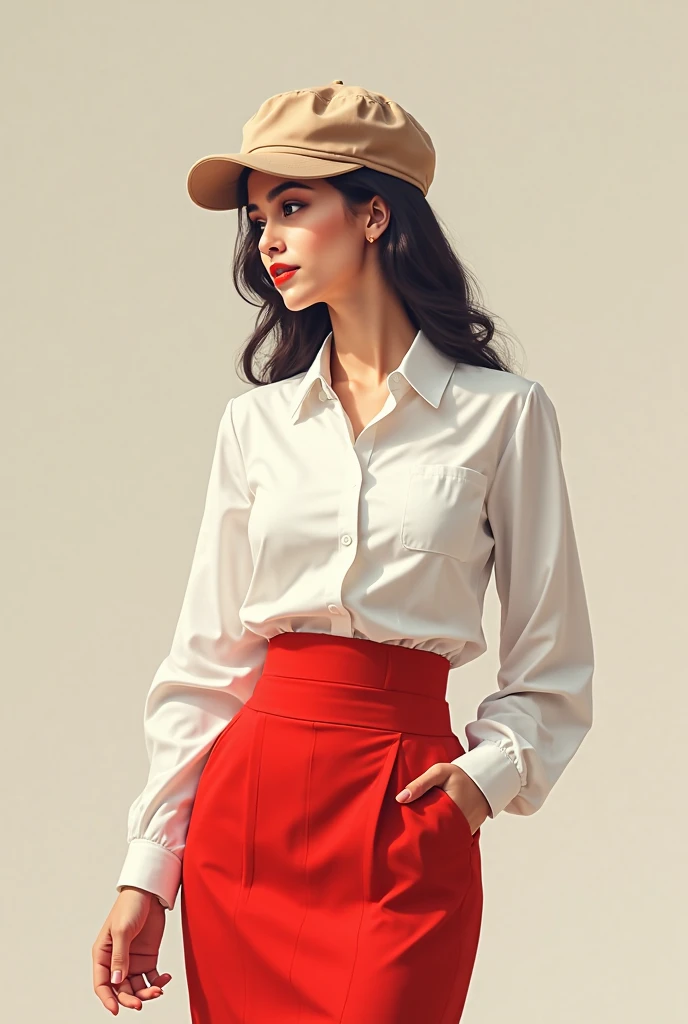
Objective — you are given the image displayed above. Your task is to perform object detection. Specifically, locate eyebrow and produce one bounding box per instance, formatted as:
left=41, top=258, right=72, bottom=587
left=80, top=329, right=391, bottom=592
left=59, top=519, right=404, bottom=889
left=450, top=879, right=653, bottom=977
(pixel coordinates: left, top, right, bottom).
left=245, top=180, right=316, bottom=214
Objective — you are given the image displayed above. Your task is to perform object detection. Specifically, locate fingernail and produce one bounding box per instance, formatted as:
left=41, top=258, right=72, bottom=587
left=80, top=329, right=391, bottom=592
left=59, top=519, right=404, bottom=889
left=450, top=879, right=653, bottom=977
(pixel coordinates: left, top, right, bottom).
left=111, top=970, right=122, bottom=984
left=396, top=789, right=411, bottom=801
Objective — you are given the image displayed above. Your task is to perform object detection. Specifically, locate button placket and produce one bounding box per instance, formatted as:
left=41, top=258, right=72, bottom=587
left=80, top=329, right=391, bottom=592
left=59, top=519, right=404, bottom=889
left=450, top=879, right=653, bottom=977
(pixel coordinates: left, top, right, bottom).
left=328, top=428, right=364, bottom=638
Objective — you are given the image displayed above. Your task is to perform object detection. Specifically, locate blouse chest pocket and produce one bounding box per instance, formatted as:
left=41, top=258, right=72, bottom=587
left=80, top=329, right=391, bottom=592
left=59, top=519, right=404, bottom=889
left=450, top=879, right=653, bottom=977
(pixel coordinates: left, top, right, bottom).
left=401, top=464, right=488, bottom=562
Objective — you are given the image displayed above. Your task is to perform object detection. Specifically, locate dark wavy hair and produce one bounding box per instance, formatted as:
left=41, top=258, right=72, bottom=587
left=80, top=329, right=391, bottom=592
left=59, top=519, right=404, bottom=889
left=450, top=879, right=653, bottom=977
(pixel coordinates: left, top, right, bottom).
left=230, top=164, right=520, bottom=386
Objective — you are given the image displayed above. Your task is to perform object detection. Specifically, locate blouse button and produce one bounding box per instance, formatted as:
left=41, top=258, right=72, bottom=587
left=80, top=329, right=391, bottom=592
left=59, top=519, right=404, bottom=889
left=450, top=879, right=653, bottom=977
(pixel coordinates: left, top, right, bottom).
left=319, top=390, right=328, bottom=401
left=341, top=534, right=352, bottom=545
left=390, top=372, right=400, bottom=383
left=327, top=604, right=340, bottom=614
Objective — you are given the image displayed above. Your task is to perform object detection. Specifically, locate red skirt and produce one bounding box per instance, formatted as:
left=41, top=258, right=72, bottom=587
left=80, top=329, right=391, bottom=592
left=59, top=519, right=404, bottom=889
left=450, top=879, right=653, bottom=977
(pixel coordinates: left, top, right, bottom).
left=180, top=632, right=483, bottom=1023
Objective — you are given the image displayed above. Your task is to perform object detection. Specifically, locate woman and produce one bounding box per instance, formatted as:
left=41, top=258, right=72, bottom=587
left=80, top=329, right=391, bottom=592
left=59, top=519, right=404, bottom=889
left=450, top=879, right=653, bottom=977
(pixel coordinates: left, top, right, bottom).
left=92, top=80, right=594, bottom=1021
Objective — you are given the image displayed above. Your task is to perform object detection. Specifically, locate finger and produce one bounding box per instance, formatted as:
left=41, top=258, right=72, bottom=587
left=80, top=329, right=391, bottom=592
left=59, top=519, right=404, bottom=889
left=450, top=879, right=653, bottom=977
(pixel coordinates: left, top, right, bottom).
left=109, top=925, right=131, bottom=988
left=115, top=977, right=142, bottom=1011
left=93, top=977, right=120, bottom=1015
left=145, top=967, right=173, bottom=990
left=130, top=973, right=164, bottom=1001
left=396, top=762, right=446, bottom=801
left=92, top=933, right=121, bottom=1015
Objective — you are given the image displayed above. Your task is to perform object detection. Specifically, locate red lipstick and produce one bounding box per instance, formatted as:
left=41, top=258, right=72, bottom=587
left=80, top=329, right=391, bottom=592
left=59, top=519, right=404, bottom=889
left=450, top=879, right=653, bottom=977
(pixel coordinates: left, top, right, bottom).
left=270, top=262, right=300, bottom=285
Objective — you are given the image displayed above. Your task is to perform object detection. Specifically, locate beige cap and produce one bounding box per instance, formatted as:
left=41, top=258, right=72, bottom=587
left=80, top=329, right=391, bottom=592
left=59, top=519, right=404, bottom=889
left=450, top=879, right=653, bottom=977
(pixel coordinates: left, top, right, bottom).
left=186, top=80, right=436, bottom=211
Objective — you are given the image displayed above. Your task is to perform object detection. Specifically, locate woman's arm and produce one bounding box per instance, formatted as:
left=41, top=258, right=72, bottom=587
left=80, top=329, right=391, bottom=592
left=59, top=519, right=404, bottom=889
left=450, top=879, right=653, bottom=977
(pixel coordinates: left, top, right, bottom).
left=115, top=396, right=267, bottom=910
left=451, top=380, right=595, bottom=817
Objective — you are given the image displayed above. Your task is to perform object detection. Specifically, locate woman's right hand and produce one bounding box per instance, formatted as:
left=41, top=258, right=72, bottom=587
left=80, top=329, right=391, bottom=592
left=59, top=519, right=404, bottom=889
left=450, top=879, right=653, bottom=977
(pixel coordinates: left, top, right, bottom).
left=92, top=886, right=173, bottom=1014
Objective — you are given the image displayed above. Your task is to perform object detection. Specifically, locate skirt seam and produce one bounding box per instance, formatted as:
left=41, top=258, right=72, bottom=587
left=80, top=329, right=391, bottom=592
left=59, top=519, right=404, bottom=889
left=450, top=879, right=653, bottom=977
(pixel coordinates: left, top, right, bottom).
left=246, top=703, right=454, bottom=738
left=287, top=720, right=317, bottom=1019
left=260, top=671, right=448, bottom=702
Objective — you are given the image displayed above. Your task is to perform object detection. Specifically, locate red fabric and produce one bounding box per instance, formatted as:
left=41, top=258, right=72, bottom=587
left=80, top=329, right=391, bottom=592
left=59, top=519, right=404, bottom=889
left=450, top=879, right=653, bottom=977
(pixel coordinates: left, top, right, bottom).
left=181, top=632, right=483, bottom=1023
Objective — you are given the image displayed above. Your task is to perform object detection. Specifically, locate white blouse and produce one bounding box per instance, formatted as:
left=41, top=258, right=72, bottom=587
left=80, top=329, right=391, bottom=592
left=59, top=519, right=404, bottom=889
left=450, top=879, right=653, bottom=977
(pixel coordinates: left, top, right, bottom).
left=116, top=328, right=594, bottom=911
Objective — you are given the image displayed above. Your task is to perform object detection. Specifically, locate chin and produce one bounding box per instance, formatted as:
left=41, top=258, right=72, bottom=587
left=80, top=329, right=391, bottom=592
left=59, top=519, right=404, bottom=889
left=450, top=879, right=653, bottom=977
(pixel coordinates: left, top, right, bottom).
left=280, top=289, right=321, bottom=312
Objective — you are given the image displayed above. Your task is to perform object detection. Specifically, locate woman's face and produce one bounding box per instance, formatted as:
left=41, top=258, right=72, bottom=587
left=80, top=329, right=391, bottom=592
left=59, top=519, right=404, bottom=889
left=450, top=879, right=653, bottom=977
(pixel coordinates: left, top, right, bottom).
left=245, top=170, right=377, bottom=310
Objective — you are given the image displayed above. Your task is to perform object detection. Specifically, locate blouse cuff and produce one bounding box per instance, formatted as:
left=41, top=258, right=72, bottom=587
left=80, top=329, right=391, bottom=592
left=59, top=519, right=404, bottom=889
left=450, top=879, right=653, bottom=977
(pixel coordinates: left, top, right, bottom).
left=451, top=742, right=523, bottom=818
left=116, top=838, right=182, bottom=911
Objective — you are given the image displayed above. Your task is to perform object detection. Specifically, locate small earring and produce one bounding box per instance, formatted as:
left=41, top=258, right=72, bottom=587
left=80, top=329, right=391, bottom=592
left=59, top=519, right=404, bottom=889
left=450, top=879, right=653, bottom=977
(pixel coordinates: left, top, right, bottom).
left=368, top=236, right=375, bottom=243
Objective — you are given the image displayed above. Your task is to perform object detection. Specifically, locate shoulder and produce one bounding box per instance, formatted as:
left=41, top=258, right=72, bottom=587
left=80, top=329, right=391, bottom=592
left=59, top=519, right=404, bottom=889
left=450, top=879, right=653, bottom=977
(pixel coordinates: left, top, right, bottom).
left=448, top=364, right=559, bottom=454
left=449, top=362, right=554, bottom=418
left=450, top=362, right=543, bottom=401
left=223, top=372, right=307, bottom=430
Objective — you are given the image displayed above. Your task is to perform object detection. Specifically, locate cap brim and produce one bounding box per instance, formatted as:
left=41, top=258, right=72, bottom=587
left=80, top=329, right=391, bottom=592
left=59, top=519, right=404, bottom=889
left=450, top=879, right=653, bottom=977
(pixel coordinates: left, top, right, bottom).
left=186, top=152, right=364, bottom=211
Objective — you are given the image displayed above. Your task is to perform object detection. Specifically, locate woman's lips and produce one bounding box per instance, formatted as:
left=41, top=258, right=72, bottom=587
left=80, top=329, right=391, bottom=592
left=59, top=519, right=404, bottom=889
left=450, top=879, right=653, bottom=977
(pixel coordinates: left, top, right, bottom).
left=273, top=267, right=299, bottom=286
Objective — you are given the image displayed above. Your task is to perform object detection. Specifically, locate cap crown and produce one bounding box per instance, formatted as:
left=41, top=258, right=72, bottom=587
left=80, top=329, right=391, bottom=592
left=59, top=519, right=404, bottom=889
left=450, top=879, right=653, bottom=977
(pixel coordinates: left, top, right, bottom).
left=239, top=80, right=436, bottom=195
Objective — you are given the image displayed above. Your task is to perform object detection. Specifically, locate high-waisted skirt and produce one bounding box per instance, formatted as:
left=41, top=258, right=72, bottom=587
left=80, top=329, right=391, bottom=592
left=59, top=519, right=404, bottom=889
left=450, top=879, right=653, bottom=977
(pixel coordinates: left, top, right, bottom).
left=180, top=631, right=483, bottom=1023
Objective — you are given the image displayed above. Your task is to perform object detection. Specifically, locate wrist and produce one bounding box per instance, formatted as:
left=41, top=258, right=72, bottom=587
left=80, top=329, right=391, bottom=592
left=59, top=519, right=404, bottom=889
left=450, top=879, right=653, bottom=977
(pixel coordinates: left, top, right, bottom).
left=449, top=764, right=491, bottom=817
left=119, top=885, right=154, bottom=900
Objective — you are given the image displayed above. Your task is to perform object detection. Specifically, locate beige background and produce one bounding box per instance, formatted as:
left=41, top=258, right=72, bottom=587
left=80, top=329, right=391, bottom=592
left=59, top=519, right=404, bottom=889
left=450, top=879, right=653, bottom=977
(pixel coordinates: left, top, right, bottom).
left=3, top=2, right=686, bottom=1021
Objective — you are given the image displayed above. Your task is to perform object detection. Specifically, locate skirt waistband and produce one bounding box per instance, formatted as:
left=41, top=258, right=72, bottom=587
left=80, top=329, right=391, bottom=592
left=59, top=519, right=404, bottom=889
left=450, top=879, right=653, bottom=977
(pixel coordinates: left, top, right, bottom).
left=247, top=632, right=453, bottom=736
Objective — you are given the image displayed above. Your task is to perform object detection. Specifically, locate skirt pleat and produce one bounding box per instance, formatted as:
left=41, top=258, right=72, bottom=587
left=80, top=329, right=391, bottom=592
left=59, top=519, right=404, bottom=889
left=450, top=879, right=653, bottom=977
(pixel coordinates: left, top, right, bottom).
left=181, top=632, right=483, bottom=1023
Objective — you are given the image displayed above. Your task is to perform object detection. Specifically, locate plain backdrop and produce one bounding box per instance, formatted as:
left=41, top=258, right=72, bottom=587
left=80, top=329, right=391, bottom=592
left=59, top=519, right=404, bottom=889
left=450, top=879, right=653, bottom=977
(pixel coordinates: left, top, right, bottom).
left=2, top=2, right=686, bottom=1021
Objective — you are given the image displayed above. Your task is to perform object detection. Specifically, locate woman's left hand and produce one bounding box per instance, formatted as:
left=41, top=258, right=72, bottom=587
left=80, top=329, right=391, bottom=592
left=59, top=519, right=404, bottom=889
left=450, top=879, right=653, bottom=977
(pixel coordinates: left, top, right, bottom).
left=395, top=762, right=491, bottom=835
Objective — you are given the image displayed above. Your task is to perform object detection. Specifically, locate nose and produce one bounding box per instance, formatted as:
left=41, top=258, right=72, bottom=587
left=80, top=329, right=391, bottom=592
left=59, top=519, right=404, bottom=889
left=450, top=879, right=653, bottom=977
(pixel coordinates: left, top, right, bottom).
left=258, top=225, right=285, bottom=260
left=260, top=243, right=284, bottom=261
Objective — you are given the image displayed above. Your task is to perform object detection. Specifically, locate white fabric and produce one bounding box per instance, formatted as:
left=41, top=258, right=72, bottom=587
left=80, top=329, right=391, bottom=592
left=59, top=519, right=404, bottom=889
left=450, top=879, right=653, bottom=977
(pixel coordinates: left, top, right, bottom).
left=116, top=328, right=594, bottom=911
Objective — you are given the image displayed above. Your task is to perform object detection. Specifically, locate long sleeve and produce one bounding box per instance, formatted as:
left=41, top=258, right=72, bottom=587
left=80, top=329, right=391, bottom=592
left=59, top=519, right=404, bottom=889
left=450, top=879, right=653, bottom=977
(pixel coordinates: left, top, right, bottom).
left=116, top=397, right=268, bottom=911
left=450, top=380, right=594, bottom=817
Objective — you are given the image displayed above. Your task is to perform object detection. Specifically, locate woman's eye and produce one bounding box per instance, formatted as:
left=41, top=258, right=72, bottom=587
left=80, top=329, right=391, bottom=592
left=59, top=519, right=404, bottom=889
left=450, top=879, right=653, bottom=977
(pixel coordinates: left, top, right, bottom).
left=252, top=200, right=304, bottom=233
